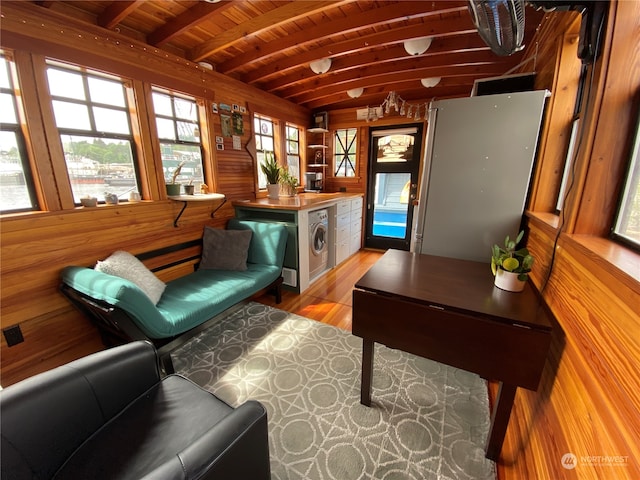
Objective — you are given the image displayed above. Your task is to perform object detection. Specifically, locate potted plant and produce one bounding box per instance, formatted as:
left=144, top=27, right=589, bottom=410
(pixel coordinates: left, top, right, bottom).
left=279, top=168, right=299, bottom=197
left=260, top=153, right=281, bottom=199
left=166, top=161, right=185, bottom=196
left=491, top=230, right=534, bottom=292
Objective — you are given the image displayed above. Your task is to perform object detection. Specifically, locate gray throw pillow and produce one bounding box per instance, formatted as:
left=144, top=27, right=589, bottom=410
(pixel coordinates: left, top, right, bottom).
left=95, top=250, right=166, bottom=305
left=200, top=227, right=252, bottom=271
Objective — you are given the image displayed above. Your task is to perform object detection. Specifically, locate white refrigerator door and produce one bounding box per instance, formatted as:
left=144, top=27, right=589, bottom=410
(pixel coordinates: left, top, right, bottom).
left=414, top=90, right=548, bottom=262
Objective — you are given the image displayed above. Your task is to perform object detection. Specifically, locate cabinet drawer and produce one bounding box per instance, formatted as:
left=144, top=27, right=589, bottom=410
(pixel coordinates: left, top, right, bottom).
left=336, top=242, right=349, bottom=265
left=337, top=212, right=350, bottom=227
left=350, top=232, right=361, bottom=253
left=351, top=197, right=363, bottom=211
left=336, top=224, right=349, bottom=241
left=337, top=201, right=350, bottom=216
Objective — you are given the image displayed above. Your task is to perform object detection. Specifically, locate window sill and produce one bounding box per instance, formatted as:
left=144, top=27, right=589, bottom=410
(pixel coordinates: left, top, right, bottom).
left=569, top=235, right=640, bottom=287
left=527, top=211, right=639, bottom=291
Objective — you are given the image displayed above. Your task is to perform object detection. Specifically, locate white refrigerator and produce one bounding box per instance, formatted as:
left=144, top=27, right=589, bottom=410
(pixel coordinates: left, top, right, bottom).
left=412, top=90, right=549, bottom=262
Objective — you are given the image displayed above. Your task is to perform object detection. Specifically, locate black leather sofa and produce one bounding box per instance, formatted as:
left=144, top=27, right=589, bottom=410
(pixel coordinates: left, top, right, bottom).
left=0, top=341, right=271, bottom=480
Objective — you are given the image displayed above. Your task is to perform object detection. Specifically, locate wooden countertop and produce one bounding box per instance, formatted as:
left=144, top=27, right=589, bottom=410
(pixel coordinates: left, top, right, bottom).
left=232, top=192, right=362, bottom=211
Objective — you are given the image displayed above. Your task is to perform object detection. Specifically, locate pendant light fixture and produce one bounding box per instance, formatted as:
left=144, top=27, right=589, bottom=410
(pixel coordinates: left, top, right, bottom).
left=347, top=87, right=364, bottom=98
left=403, top=37, right=432, bottom=56
left=421, top=77, right=441, bottom=88
left=309, top=58, right=332, bottom=74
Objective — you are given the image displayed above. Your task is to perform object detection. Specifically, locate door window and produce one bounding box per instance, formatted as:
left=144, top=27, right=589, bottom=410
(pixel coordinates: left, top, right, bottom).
left=365, top=126, right=422, bottom=250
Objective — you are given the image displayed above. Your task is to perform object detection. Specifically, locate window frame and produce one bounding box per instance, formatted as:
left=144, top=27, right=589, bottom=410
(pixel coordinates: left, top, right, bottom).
left=611, top=110, right=640, bottom=251
left=0, top=53, right=39, bottom=213
left=45, top=60, right=142, bottom=204
left=151, top=87, right=206, bottom=189
left=254, top=113, right=277, bottom=191
left=285, top=123, right=301, bottom=183
left=334, top=128, right=357, bottom=177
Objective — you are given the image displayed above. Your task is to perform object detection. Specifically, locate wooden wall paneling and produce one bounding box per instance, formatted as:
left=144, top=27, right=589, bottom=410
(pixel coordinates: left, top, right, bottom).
left=0, top=309, right=104, bottom=388
left=0, top=2, right=311, bottom=386
left=498, top=4, right=640, bottom=478
left=527, top=25, right=582, bottom=213
left=555, top=7, right=613, bottom=235
left=502, top=223, right=640, bottom=480
left=0, top=200, right=227, bottom=385
left=573, top=0, right=640, bottom=236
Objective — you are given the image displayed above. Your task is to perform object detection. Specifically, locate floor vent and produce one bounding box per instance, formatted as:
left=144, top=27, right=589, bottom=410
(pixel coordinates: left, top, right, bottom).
left=282, top=268, right=297, bottom=287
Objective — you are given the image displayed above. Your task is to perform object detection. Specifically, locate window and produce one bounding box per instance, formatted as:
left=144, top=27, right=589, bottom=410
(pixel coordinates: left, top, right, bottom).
left=46, top=61, right=139, bottom=203
left=612, top=113, right=640, bottom=250
left=152, top=88, right=205, bottom=188
left=334, top=128, right=357, bottom=177
left=0, top=53, right=37, bottom=212
left=285, top=124, right=301, bottom=182
left=254, top=114, right=276, bottom=190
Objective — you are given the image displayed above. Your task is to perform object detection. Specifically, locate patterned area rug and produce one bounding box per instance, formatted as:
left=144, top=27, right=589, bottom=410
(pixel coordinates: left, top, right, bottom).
left=170, top=302, right=496, bottom=480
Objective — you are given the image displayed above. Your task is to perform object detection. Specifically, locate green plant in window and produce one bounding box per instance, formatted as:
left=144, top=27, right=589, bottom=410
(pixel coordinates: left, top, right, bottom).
left=279, top=168, right=299, bottom=196
left=260, top=153, right=281, bottom=184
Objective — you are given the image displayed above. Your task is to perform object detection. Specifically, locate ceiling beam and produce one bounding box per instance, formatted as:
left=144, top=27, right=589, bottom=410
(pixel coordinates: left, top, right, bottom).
left=147, top=0, right=237, bottom=47
left=241, top=16, right=477, bottom=85
left=189, top=0, right=348, bottom=62
left=259, top=34, right=489, bottom=93
left=217, top=1, right=468, bottom=74
left=97, top=1, right=144, bottom=30
left=289, top=62, right=520, bottom=106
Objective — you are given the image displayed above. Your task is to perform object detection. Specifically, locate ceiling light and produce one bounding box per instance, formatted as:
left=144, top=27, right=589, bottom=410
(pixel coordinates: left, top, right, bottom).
left=309, top=58, right=332, bottom=74
left=403, top=37, right=432, bottom=56
left=421, top=77, right=441, bottom=88
left=347, top=87, right=364, bottom=98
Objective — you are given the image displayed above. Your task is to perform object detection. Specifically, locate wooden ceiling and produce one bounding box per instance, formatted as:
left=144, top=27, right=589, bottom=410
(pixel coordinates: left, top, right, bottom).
left=33, top=0, right=546, bottom=111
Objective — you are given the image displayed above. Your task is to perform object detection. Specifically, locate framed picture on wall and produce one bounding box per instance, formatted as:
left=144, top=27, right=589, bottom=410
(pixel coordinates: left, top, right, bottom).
left=221, top=114, right=232, bottom=137
left=233, top=112, right=243, bottom=134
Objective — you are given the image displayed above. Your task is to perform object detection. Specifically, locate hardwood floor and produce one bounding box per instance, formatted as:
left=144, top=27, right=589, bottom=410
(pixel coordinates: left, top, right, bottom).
left=254, top=249, right=383, bottom=331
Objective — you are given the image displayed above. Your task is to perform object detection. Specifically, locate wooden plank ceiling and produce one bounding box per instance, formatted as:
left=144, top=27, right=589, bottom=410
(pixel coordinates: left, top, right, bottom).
left=34, top=0, right=546, bottom=111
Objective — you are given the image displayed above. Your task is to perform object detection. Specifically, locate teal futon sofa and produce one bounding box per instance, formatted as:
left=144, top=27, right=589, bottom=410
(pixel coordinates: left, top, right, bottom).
left=60, top=219, right=287, bottom=363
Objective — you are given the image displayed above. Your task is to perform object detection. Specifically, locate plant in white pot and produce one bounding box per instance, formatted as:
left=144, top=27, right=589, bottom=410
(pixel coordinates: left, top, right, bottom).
left=260, top=153, right=281, bottom=199
left=491, top=230, right=534, bottom=292
left=279, top=168, right=299, bottom=197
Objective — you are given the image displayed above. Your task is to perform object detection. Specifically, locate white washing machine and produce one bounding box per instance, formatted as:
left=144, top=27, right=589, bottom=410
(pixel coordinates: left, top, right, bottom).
left=308, top=209, right=329, bottom=279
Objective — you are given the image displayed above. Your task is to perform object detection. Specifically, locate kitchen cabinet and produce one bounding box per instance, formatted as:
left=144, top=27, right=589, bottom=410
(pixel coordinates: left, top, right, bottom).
left=335, top=196, right=363, bottom=265
left=233, top=193, right=363, bottom=293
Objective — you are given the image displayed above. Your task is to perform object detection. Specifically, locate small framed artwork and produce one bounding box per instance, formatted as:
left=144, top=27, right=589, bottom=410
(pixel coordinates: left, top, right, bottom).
left=216, top=143, right=224, bottom=151
left=220, top=114, right=232, bottom=137
left=232, top=104, right=240, bottom=112
left=240, top=106, right=247, bottom=114
left=232, top=112, right=244, bottom=135
left=215, top=136, right=224, bottom=144
left=232, top=135, right=241, bottom=150
left=212, top=103, right=218, bottom=114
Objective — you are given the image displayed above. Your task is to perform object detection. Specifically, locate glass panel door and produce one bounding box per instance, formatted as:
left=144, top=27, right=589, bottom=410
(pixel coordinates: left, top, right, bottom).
left=365, top=125, right=423, bottom=250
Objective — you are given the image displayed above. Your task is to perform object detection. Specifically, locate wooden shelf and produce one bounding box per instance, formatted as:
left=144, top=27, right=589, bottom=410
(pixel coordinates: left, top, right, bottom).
left=168, top=193, right=225, bottom=202
left=168, top=193, right=226, bottom=227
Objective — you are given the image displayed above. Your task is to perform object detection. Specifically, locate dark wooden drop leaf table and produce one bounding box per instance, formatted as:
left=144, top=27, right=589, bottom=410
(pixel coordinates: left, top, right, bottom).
left=352, top=249, right=553, bottom=461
